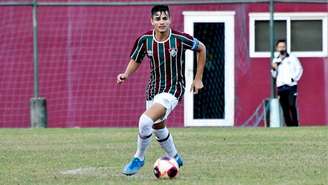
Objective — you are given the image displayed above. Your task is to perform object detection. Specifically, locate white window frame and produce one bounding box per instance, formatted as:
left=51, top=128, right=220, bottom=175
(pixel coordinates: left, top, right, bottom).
left=183, top=11, right=235, bottom=127
left=249, top=12, right=328, bottom=58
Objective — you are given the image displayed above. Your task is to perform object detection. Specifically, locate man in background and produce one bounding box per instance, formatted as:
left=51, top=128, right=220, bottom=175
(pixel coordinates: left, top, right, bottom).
left=272, top=39, right=303, bottom=127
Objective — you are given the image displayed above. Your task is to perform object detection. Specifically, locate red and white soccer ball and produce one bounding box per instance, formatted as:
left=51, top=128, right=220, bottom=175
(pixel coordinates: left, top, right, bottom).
left=153, top=156, right=179, bottom=179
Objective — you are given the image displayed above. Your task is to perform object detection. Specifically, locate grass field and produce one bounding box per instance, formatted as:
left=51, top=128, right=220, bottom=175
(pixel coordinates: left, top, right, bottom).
left=0, top=127, right=327, bottom=185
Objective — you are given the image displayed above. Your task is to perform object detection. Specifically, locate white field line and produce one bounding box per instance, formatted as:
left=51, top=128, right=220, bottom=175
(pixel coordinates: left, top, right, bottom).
left=59, top=167, right=153, bottom=179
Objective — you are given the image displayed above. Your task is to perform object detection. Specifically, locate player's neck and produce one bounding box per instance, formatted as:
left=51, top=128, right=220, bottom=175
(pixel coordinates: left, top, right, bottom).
left=154, top=29, right=170, bottom=42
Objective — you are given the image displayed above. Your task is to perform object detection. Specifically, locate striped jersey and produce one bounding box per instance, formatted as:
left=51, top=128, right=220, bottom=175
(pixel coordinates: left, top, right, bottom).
left=130, top=29, right=200, bottom=101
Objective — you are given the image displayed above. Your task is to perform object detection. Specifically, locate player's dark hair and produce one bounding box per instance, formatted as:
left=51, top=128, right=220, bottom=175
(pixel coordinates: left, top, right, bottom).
left=151, top=5, right=170, bottom=17
left=276, top=39, right=286, bottom=46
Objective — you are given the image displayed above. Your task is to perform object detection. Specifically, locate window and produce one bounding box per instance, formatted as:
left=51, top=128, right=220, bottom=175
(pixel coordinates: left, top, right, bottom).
left=291, top=20, right=322, bottom=51
left=255, top=20, right=286, bottom=52
left=249, top=13, right=328, bottom=57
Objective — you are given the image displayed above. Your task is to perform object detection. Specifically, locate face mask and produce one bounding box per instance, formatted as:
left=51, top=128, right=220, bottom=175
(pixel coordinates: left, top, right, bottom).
left=279, top=50, right=287, bottom=55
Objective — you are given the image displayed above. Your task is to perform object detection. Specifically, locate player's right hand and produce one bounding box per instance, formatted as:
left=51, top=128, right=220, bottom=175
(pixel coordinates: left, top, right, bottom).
left=272, top=63, right=278, bottom=70
left=117, top=73, right=128, bottom=84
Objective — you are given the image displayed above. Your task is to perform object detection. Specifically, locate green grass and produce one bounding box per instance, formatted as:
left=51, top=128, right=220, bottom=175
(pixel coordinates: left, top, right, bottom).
left=0, top=127, right=327, bottom=185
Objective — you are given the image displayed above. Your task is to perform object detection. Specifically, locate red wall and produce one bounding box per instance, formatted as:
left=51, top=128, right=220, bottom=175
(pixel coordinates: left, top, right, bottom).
left=0, top=2, right=327, bottom=127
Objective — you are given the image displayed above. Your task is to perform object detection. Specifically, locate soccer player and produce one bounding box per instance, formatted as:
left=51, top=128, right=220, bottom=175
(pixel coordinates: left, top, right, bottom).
left=117, top=5, right=206, bottom=175
left=272, top=39, right=303, bottom=126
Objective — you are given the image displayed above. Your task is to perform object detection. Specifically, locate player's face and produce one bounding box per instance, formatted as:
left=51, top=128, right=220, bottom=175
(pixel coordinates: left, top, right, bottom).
left=276, top=42, right=286, bottom=53
left=151, top=11, right=171, bottom=33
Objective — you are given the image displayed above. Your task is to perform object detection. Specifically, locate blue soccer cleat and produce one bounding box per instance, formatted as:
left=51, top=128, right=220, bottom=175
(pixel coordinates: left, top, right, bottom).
left=122, top=157, right=144, bottom=176
left=174, top=153, right=184, bottom=168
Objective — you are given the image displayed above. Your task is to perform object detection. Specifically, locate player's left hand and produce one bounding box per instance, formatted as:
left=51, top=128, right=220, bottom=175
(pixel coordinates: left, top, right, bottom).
left=190, top=79, right=204, bottom=94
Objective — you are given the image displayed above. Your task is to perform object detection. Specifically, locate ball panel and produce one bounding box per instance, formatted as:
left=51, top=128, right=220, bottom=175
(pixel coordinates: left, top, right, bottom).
left=160, top=156, right=171, bottom=161
left=167, top=166, right=178, bottom=178
left=153, top=166, right=161, bottom=178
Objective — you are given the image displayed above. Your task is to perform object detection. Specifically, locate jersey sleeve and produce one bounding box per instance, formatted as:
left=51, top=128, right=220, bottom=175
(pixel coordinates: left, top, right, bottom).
left=130, top=35, right=146, bottom=63
left=179, top=32, right=200, bottom=51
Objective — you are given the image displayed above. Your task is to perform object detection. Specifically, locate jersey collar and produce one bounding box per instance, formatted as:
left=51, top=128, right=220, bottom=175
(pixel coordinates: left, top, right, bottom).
left=153, top=29, right=171, bottom=43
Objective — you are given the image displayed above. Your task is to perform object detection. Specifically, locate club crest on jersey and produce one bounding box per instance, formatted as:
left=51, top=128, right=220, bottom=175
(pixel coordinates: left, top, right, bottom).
left=169, top=48, right=177, bottom=57
left=147, top=50, right=153, bottom=57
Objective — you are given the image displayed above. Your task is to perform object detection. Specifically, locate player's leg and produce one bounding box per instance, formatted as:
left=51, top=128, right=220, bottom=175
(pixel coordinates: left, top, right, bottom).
left=288, top=86, right=299, bottom=127
left=134, top=103, right=166, bottom=160
left=152, top=121, right=183, bottom=167
left=279, top=90, right=292, bottom=126
left=122, top=103, right=166, bottom=175
left=150, top=93, right=183, bottom=167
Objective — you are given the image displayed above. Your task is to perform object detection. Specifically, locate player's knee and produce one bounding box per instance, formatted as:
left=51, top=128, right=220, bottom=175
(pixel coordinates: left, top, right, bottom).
left=152, top=121, right=166, bottom=130
left=138, top=114, right=154, bottom=137
left=153, top=126, right=170, bottom=142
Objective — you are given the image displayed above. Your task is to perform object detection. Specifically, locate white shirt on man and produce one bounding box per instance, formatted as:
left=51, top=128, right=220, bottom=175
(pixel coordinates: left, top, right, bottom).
left=271, top=54, right=303, bottom=87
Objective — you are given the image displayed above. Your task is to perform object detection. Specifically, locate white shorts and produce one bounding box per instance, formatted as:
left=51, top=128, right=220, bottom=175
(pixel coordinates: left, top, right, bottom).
left=146, top=93, right=179, bottom=123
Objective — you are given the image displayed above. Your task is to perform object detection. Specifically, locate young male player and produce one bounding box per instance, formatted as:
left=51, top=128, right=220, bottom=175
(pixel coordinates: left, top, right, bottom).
left=117, top=5, right=206, bottom=175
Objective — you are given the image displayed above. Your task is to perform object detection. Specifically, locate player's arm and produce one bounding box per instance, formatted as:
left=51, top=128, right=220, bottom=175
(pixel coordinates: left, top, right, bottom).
left=117, top=35, right=146, bottom=84
left=292, top=56, right=303, bottom=82
left=271, top=58, right=279, bottom=78
left=117, top=59, right=140, bottom=84
left=190, top=41, right=206, bottom=94
left=272, top=58, right=282, bottom=70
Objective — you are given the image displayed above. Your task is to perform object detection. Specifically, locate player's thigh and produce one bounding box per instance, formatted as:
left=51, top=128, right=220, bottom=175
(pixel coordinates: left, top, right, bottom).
left=278, top=92, right=288, bottom=104
left=288, top=91, right=297, bottom=107
left=145, top=93, right=178, bottom=122
left=144, top=103, right=166, bottom=122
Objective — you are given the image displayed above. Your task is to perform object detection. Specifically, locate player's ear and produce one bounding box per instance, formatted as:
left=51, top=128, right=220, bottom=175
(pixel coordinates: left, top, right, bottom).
left=150, top=17, right=154, bottom=26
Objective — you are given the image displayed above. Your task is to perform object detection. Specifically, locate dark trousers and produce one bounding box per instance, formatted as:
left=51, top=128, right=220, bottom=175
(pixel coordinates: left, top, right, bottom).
left=278, top=85, right=299, bottom=127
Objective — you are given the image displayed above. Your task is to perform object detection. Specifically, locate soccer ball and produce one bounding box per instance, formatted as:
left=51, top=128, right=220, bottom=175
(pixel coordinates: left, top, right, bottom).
left=153, top=156, right=179, bottom=179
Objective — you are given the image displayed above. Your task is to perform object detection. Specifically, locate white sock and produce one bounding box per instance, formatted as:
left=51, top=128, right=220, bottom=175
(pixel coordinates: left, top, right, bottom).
left=134, top=114, right=153, bottom=161
left=153, top=127, right=178, bottom=158
left=134, top=134, right=152, bottom=161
